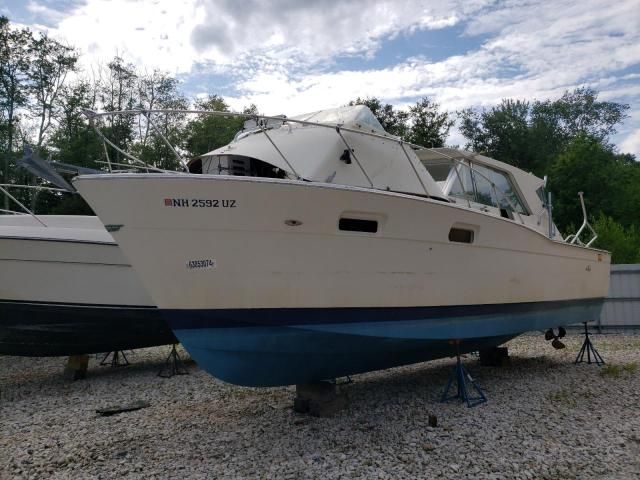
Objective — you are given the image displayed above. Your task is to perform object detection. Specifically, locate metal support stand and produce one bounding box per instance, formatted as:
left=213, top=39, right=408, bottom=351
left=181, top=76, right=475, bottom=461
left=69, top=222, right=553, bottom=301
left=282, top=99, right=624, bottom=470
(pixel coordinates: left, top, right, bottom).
left=575, top=322, right=605, bottom=366
left=158, top=344, right=188, bottom=378
left=100, top=350, right=130, bottom=367
left=441, top=342, right=487, bottom=408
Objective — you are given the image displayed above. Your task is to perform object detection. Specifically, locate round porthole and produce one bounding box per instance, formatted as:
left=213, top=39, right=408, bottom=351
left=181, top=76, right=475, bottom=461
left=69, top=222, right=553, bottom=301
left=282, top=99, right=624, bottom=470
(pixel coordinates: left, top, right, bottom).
left=284, top=219, right=303, bottom=226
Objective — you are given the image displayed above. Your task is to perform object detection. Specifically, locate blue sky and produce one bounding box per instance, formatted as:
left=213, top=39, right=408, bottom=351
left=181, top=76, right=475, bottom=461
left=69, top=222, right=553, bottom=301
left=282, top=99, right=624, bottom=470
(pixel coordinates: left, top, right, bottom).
left=3, top=0, right=640, bottom=156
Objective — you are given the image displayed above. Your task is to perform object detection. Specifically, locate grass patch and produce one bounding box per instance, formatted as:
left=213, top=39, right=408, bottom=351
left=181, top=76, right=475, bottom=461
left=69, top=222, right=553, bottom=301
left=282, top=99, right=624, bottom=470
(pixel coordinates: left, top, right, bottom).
left=600, top=362, right=638, bottom=378
left=547, top=389, right=577, bottom=407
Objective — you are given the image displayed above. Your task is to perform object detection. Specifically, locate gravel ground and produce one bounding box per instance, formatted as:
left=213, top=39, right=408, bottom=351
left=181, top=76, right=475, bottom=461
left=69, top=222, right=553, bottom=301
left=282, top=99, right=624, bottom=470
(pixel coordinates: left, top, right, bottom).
left=1, top=332, right=639, bottom=480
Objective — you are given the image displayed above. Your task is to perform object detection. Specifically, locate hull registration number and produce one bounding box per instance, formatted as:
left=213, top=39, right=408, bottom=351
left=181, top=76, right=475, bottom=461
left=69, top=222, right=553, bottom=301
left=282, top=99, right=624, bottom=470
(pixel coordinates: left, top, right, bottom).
left=165, top=198, right=237, bottom=208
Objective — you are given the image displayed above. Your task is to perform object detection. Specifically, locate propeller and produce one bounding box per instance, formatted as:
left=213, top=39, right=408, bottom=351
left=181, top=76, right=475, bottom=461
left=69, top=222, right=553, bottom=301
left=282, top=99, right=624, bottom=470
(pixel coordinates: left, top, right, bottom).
left=544, top=327, right=567, bottom=349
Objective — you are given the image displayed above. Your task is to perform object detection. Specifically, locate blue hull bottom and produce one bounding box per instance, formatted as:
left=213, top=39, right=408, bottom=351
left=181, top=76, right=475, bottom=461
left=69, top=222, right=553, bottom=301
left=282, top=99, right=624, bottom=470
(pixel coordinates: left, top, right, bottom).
left=166, top=298, right=604, bottom=387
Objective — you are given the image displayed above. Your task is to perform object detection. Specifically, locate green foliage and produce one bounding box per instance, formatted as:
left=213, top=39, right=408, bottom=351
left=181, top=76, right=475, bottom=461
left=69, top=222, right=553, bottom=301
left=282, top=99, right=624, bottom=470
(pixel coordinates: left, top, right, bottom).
left=548, top=135, right=640, bottom=260
left=458, top=89, right=637, bottom=263
left=458, top=88, right=630, bottom=177
left=546, top=389, right=577, bottom=407
left=0, top=16, right=32, bottom=208
left=459, top=99, right=533, bottom=169
left=405, top=98, right=454, bottom=148
left=600, top=363, right=638, bottom=378
left=183, top=95, right=244, bottom=157
left=49, top=81, right=103, bottom=169
left=592, top=215, right=640, bottom=264
left=27, top=32, right=78, bottom=148
left=349, top=96, right=453, bottom=146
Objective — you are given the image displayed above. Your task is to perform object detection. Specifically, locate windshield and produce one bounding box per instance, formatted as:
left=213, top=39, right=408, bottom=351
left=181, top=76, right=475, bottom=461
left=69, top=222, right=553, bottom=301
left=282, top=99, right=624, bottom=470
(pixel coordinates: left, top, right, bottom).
left=292, top=106, right=387, bottom=134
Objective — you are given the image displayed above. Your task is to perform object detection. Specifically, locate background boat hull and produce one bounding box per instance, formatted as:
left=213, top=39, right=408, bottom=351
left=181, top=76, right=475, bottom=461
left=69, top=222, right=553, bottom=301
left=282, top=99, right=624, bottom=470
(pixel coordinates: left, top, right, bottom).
left=0, top=300, right=174, bottom=356
left=0, top=216, right=175, bottom=356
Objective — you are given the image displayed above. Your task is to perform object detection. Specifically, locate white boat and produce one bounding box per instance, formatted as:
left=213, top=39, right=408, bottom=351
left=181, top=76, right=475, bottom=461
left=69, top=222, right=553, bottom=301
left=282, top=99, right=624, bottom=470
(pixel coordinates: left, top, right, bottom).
left=73, top=106, right=610, bottom=386
left=0, top=186, right=176, bottom=356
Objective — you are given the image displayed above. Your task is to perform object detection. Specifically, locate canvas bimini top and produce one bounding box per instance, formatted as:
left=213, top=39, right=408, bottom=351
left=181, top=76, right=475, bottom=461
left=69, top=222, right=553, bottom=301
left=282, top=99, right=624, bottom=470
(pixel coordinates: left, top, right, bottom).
left=198, top=105, right=446, bottom=199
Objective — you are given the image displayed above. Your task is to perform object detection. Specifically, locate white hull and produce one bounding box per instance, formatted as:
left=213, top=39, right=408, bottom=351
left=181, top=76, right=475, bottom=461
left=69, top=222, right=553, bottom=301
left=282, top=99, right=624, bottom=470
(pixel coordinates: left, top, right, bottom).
left=75, top=174, right=610, bottom=311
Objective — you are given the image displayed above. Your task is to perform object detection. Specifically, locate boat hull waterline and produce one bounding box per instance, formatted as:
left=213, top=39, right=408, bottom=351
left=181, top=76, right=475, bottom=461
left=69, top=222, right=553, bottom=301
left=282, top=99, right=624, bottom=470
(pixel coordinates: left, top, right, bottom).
left=74, top=174, right=610, bottom=386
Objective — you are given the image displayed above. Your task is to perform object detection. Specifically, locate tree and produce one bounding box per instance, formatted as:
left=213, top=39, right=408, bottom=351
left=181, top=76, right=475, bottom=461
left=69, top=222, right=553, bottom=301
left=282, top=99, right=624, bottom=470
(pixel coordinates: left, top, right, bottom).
left=99, top=56, right=138, bottom=164
left=458, top=88, right=630, bottom=176
left=549, top=135, right=639, bottom=232
left=539, top=87, right=629, bottom=141
left=459, top=99, right=537, bottom=171
left=0, top=16, right=31, bottom=208
left=405, top=98, right=454, bottom=148
left=183, top=95, right=244, bottom=157
left=133, top=70, right=188, bottom=170
left=49, top=79, right=103, bottom=169
left=28, top=33, right=78, bottom=150
left=349, top=96, right=453, bottom=146
left=592, top=214, right=640, bottom=264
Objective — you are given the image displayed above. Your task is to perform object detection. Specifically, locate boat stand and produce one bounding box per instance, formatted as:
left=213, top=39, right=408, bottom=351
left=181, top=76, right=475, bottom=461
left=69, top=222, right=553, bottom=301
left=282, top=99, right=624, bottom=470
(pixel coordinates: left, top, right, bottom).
left=294, top=381, right=348, bottom=417
left=575, top=322, right=605, bottom=366
left=441, top=341, right=487, bottom=408
left=158, top=344, right=188, bottom=378
left=100, top=350, right=130, bottom=367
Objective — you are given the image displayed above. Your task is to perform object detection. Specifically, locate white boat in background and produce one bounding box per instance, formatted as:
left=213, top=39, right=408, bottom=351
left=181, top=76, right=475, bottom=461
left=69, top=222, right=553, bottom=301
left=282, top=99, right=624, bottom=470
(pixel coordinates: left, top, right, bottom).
left=74, top=106, right=610, bottom=386
left=0, top=185, right=176, bottom=356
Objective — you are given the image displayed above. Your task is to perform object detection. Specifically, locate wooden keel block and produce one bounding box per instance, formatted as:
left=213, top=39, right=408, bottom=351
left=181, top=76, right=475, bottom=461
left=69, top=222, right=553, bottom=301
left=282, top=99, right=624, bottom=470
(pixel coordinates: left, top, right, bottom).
left=64, top=354, right=89, bottom=381
left=294, top=381, right=348, bottom=417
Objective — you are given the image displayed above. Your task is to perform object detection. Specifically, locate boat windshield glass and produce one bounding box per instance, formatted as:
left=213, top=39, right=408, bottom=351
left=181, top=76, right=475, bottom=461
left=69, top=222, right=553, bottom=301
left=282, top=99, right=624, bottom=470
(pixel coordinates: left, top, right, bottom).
left=448, top=162, right=475, bottom=201
left=292, top=106, right=387, bottom=134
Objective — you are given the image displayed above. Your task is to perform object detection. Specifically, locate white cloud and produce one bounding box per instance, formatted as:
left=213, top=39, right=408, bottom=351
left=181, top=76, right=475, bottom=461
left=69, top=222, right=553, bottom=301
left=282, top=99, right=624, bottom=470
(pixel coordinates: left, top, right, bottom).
left=41, top=0, right=203, bottom=73
left=190, top=0, right=476, bottom=66
left=218, top=0, right=640, bottom=155
left=26, top=1, right=66, bottom=23
left=27, top=0, right=640, bottom=154
left=620, top=130, right=640, bottom=158
left=39, top=0, right=484, bottom=74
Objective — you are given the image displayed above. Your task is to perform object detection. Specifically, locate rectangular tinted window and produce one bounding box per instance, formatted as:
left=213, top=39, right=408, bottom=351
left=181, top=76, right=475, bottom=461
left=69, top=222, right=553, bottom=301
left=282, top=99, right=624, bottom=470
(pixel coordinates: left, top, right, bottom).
left=339, top=218, right=378, bottom=233
left=449, top=228, right=474, bottom=243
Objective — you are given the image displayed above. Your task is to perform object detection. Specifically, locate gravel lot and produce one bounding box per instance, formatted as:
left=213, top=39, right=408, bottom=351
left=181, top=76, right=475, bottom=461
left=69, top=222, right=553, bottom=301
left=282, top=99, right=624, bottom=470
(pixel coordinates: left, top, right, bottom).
left=1, top=332, right=639, bottom=480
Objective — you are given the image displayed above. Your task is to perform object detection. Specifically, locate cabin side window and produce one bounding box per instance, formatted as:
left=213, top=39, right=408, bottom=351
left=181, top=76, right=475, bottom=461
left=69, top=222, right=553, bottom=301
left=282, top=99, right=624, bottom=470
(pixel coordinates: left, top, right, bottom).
left=438, top=162, right=527, bottom=215
left=448, top=162, right=475, bottom=202
left=479, top=167, right=527, bottom=214
left=201, top=155, right=287, bottom=179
